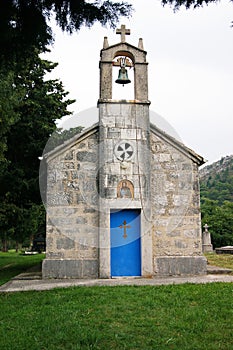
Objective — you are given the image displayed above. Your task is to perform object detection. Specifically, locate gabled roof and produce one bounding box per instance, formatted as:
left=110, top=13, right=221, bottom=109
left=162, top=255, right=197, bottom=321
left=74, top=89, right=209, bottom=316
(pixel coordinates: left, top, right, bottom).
left=43, top=121, right=205, bottom=166
left=150, top=122, right=205, bottom=166
left=101, top=41, right=146, bottom=55
left=100, top=41, right=147, bottom=64
left=43, top=123, right=99, bottom=162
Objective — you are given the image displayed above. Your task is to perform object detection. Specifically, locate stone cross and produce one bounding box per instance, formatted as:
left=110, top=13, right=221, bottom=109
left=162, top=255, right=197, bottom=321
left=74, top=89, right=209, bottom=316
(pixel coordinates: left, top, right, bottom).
left=116, top=24, right=130, bottom=42
left=119, top=220, right=131, bottom=238
left=202, top=223, right=213, bottom=252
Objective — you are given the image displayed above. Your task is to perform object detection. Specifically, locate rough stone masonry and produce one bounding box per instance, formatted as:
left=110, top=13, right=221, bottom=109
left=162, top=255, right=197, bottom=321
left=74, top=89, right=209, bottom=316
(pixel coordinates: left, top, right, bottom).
left=42, top=25, right=207, bottom=279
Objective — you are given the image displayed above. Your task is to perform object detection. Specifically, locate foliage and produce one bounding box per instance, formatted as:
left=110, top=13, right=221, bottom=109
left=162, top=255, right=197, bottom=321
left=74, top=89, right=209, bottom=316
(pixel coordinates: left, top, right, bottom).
left=0, top=1, right=131, bottom=251
left=0, top=284, right=233, bottom=349
left=0, top=54, right=74, bottom=251
left=0, top=251, right=45, bottom=286
left=0, top=0, right=131, bottom=165
left=0, top=0, right=132, bottom=68
left=201, top=199, right=233, bottom=248
left=200, top=156, right=233, bottom=248
left=200, top=162, right=233, bottom=205
left=161, top=0, right=233, bottom=10
left=45, top=126, right=84, bottom=152
left=0, top=71, right=22, bottom=167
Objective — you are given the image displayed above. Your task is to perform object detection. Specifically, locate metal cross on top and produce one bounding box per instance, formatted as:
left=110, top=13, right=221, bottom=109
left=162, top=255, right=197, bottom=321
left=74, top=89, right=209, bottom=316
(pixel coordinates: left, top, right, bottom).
left=119, top=220, right=131, bottom=239
left=116, top=24, right=130, bottom=42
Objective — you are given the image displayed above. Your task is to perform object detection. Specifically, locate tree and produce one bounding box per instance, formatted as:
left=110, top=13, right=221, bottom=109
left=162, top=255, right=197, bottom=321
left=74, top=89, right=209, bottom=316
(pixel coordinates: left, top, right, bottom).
left=0, top=0, right=132, bottom=68
left=45, top=126, right=85, bottom=152
left=200, top=157, right=233, bottom=248
left=0, top=1, right=132, bottom=250
left=161, top=0, right=233, bottom=10
left=0, top=71, right=23, bottom=170
left=0, top=54, right=75, bottom=251
left=201, top=199, right=233, bottom=248
left=0, top=0, right=132, bottom=163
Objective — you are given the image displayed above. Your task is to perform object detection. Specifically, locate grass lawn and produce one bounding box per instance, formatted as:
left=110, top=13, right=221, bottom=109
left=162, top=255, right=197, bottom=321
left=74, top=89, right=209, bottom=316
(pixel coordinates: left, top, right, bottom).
left=0, top=252, right=232, bottom=349
left=0, top=251, right=45, bottom=286
left=0, top=252, right=232, bottom=287
left=0, top=283, right=233, bottom=350
left=205, top=253, right=233, bottom=270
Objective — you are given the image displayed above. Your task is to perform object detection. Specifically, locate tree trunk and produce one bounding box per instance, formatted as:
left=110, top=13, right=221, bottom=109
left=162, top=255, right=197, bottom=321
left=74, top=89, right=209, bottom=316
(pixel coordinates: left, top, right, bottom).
left=1, top=238, right=8, bottom=252
left=15, top=241, right=22, bottom=252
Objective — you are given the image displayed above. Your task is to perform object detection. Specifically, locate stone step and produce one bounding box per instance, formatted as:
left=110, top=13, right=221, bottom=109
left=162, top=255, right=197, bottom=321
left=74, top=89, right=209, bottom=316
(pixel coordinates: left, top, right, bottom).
left=10, top=264, right=233, bottom=281
left=207, top=265, right=233, bottom=275
left=12, top=271, right=42, bottom=280
left=11, top=263, right=42, bottom=280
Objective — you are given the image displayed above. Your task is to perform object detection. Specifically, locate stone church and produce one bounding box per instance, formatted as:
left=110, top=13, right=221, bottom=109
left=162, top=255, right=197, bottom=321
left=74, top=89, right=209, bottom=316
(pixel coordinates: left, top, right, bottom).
left=42, top=25, right=207, bottom=279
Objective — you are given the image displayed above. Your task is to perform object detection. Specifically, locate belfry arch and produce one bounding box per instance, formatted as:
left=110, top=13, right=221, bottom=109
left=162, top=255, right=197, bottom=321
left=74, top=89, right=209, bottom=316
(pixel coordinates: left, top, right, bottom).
left=112, top=53, right=134, bottom=100
left=99, top=25, right=149, bottom=102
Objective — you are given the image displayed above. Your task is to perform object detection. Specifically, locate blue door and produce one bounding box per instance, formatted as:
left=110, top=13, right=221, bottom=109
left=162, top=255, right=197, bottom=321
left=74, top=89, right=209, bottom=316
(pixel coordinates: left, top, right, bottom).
left=110, top=209, right=141, bottom=277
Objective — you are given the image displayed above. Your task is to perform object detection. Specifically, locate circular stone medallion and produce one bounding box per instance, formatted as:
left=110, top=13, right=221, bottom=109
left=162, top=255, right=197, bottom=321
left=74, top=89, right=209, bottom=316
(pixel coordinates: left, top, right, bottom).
left=114, top=141, right=134, bottom=161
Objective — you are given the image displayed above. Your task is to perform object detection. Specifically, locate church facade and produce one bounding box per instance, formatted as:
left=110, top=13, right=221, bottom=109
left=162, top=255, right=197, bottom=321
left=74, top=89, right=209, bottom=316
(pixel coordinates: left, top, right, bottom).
left=42, top=26, right=207, bottom=278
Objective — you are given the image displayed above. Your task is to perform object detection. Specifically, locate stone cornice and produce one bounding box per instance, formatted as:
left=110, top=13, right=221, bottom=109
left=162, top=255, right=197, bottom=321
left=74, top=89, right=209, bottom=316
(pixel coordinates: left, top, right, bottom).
left=98, top=99, right=151, bottom=106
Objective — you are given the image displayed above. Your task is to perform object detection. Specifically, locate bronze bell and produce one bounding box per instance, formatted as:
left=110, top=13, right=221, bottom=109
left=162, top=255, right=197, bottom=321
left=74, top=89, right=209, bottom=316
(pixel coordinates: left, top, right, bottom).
left=115, top=66, right=131, bottom=85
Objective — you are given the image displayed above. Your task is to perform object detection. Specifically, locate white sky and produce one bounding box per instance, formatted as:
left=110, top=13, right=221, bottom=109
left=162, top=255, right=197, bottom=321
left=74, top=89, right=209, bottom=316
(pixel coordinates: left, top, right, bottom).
left=42, top=0, right=233, bottom=165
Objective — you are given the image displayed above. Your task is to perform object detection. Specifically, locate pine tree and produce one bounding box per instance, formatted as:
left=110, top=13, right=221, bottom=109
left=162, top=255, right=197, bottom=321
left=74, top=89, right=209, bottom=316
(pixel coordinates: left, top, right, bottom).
left=0, top=53, right=74, bottom=251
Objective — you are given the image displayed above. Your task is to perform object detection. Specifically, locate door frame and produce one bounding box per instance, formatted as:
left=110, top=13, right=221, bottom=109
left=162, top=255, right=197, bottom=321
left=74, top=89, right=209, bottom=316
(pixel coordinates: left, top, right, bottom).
left=98, top=200, right=153, bottom=278
left=110, top=209, right=141, bottom=277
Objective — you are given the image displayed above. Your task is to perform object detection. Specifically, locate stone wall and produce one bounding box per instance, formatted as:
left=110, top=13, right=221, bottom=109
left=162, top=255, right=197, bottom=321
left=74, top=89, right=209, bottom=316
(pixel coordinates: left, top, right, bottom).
left=150, top=130, right=206, bottom=276
left=99, top=42, right=149, bottom=101
left=43, top=130, right=99, bottom=278
left=98, top=102, right=151, bottom=202
left=97, top=101, right=153, bottom=278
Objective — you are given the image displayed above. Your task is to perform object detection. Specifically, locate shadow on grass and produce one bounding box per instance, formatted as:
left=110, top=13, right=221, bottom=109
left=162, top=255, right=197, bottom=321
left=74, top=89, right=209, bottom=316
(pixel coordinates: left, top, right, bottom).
left=0, top=252, right=45, bottom=285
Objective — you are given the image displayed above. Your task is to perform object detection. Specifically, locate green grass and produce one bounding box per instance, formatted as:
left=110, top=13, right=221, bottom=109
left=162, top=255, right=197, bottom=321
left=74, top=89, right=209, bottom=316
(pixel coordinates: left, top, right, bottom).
left=0, top=284, right=233, bottom=349
left=0, top=253, right=233, bottom=349
left=205, top=253, right=233, bottom=270
left=0, top=251, right=45, bottom=286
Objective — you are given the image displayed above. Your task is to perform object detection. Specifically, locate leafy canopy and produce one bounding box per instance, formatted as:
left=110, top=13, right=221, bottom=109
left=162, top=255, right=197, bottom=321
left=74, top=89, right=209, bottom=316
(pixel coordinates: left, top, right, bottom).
left=161, top=0, right=233, bottom=10
left=200, top=157, right=233, bottom=248
left=0, top=54, right=75, bottom=250
left=0, top=1, right=132, bottom=250
left=0, top=0, right=132, bottom=67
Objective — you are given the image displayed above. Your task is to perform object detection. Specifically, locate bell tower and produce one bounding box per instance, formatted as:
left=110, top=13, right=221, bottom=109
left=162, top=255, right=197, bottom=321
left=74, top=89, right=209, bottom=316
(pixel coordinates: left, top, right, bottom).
left=99, top=25, right=149, bottom=102
left=42, top=24, right=207, bottom=280
left=98, top=25, right=153, bottom=278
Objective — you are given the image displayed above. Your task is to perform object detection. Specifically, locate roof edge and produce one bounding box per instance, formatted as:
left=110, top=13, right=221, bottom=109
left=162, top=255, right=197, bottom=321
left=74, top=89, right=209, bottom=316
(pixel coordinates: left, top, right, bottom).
left=42, top=120, right=205, bottom=166
left=43, top=123, right=99, bottom=161
left=150, top=122, right=206, bottom=166
left=101, top=41, right=147, bottom=54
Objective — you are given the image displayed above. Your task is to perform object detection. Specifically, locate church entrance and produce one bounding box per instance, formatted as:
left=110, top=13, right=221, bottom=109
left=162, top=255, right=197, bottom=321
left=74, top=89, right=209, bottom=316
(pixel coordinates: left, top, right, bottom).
left=110, top=209, right=141, bottom=277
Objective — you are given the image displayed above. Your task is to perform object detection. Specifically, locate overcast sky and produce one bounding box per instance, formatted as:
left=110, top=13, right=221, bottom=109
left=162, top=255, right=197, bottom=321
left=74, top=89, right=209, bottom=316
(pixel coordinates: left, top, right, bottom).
left=42, top=0, right=233, bottom=165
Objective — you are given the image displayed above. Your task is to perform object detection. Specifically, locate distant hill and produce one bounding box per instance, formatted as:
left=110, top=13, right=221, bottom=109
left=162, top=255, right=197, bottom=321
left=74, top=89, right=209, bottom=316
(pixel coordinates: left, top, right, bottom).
left=199, top=155, right=233, bottom=248
left=200, top=155, right=233, bottom=180
left=200, top=155, right=233, bottom=205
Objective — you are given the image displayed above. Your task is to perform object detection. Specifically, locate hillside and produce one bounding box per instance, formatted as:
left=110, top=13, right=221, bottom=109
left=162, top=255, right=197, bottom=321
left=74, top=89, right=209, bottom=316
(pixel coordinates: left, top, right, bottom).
left=200, top=155, right=233, bottom=204
left=199, top=155, right=233, bottom=248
